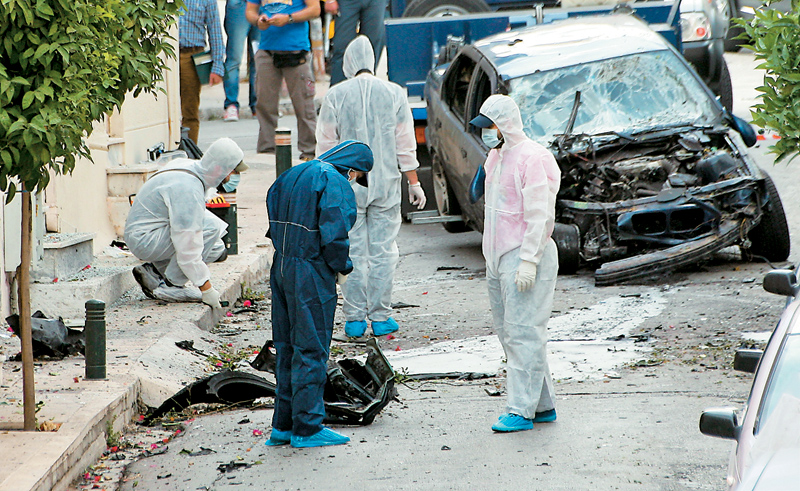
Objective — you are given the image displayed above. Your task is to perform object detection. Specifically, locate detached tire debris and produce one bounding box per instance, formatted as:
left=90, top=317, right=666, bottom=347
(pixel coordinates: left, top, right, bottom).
left=145, top=338, right=397, bottom=426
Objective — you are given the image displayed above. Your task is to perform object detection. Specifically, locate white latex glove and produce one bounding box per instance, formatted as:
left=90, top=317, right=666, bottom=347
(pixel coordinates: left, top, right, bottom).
left=408, top=182, right=427, bottom=209
left=201, top=287, right=222, bottom=309
left=515, top=261, right=538, bottom=292
left=337, top=272, right=348, bottom=285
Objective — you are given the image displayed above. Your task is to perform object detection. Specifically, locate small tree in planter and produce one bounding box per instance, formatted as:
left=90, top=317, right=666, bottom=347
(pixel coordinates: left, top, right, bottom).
left=0, top=0, right=181, bottom=430
left=739, top=1, right=800, bottom=163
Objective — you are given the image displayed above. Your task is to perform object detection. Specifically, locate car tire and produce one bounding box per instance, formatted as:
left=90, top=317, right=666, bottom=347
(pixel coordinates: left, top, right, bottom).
left=746, top=172, right=791, bottom=262
left=432, top=153, right=470, bottom=233
left=402, top=0, right=490, bottom=17
left=724, top=24, right=746, bottom=52
left=718, top=59, right=733, bottom=112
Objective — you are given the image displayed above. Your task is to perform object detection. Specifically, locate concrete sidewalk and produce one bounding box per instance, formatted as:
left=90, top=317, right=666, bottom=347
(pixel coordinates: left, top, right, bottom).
left=0, top=150, right=280, bottom=491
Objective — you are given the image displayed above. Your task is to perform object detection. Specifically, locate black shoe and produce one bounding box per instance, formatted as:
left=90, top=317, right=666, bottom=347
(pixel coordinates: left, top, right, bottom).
left=132, top=265, right=160, bottom=299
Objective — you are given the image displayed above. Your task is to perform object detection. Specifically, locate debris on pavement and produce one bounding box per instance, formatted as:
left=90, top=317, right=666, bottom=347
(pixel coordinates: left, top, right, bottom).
left=73, top=424, right=177, bottom=490
left=248, top=339, right=276, bottom=372
left=217, top=461, right=253, bottom=473
left=147, top=338, right=398, bottom=427
left=323, top=338, right=398, bottom=425
left=144, top=370, right=277, bottom=425
left=6, top=311, right=84, bottom=360
left=179, top=447, right=216, bottom=457
left=402, top=371, right=495, bottom=381
left=175, top=339, right=209, bottom=357
left=391, top=301, right=420, bottom=309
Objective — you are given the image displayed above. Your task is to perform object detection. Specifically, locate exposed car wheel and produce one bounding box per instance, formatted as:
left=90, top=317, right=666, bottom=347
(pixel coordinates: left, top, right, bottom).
left=718, top=59, right=733, bottom=112
left=432, top=153, right=470, bottom=233
left=402, top=0, right=490, bottom=17
left=746, top=172, right=790, bottom=262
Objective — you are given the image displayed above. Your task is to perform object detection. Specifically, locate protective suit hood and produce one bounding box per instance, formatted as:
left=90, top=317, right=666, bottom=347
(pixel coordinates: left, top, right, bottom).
left=477, top=95, right=528, bottom=149
left=317, top=140, right=374, bottom=179
left=343, top=35, right=375, bottom=80
left=170, top=137, right=244, bottom=190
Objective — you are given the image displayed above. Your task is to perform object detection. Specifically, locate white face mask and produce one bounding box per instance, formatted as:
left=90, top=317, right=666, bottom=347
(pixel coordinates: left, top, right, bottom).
left=222, top=173, right=240, bottom=192
left=481, top=128, right=502, bottom=148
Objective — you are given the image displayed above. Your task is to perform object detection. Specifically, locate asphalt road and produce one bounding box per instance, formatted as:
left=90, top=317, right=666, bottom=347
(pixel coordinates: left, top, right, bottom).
left=108, top=51, right=797, bottom=491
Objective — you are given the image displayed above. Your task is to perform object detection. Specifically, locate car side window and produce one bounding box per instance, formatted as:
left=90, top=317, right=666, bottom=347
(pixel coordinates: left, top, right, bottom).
left=443, top=55, right=476, bottom=122
left=468, top=68, right=492, bottom=136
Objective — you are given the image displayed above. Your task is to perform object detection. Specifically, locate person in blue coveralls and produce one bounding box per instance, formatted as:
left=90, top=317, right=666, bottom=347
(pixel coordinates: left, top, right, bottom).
left=264, top=140, right=373, bottom=448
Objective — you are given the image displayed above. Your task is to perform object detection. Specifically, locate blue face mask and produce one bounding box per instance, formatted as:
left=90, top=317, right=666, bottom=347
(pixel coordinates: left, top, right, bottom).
left=222, top=173, right=241, bottom=193
left=481, top=128, right=502, bottom=148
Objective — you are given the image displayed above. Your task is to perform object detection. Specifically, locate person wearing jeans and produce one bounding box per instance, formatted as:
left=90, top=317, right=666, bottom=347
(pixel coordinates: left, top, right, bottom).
left=325, top=0, right=387, bottom=86
left=223, top=0, right=259, bottom=121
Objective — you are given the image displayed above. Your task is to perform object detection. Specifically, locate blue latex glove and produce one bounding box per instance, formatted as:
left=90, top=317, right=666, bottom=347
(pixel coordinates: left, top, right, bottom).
left=468, top=165, right=486, bottom=204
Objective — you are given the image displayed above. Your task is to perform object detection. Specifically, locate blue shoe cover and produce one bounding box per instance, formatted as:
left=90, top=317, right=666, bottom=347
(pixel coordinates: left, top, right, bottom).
left=265, top=428, right=292, bottom=446
left=372, top=317, right=399, bottom=336
left=291, top=427, right=350, bottom=448
left=532, top=409, right=556, bottom=423
left=345, top=320, right=367, bottom=337
left=492, top=413, right=533, bottom=432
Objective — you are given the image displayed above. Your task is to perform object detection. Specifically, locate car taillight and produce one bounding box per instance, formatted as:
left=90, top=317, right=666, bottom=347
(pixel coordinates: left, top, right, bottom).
left=680, top=13, right=712, bottom=42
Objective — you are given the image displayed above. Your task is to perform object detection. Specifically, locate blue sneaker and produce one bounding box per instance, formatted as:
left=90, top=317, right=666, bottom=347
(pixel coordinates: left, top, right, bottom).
left=532, top=409, right=556, bottom=423
left=372, top=317, right=399, bottom=336
left=345, top=320, right=367, bottom=337
left=265, top=428, right=292, bottom=446
left=492, top=413, right=534, bottom=432
left=291, top=427, right=350, bottom=448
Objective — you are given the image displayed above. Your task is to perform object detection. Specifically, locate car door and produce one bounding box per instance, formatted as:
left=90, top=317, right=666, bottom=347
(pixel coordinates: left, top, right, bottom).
left=427, top=51, right=478, bottom=221
left=455, top=60, right=498, bottom=232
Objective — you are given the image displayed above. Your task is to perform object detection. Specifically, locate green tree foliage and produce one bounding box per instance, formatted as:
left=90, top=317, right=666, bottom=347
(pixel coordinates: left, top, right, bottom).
left=739, top=1, right=800, bottom=163
left=0, top=0, right=181, bottom=200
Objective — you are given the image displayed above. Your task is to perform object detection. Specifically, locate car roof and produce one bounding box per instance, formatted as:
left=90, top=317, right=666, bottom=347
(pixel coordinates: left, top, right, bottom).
left=473, top=14, right=675, bottom=80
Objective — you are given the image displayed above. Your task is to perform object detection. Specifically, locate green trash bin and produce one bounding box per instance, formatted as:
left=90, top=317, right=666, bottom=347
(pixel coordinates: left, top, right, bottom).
left=207, top=197, right=238, bottom=255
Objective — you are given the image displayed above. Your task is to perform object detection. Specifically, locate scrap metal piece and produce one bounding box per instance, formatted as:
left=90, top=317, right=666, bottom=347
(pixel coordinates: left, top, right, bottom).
left=323, top=338, right=398, bottom=426
left=146, top=339, right=397, bottom=427
left=144, top=370, right=277, bottom=425
left=249, top=339, right=277, bottom=373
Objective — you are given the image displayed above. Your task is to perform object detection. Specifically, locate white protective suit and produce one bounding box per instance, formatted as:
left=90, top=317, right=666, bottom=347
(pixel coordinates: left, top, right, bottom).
left=315, top=35, right=418, bottom=323
left=480, top=95, right=561, bottom=419
left=124, top=138, right=244, bottom=295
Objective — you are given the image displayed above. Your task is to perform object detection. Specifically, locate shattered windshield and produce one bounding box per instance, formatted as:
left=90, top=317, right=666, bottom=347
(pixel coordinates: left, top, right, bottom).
left=509, top=50, right=719, bottom=146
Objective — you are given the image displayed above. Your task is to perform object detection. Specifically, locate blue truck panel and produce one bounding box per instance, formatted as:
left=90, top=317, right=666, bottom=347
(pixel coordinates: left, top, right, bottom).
left=385, top=14, right=511, bottom=98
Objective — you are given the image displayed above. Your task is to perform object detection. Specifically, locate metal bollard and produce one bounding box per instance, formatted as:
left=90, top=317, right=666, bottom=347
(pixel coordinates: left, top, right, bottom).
left=85, top=299, right=106, bottom=380
left=275, top=127, right=292, bottom=177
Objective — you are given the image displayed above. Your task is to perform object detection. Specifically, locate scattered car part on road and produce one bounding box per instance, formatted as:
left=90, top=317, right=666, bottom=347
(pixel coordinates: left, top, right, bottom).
left=147, top=339, right=397, bottom=426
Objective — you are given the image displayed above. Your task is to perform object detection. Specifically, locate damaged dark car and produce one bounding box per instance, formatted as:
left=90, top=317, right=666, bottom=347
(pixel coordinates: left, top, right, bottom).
left=423, top=14, right=789, bottom=285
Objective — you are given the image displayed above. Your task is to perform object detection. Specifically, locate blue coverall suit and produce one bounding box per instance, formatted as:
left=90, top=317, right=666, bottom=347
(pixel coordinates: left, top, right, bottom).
left=266, top=141, right=373, bottom=437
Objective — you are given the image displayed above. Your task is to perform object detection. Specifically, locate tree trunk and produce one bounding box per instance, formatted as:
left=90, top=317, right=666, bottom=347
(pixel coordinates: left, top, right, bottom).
left=18, top=189, right=35, bottom=431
